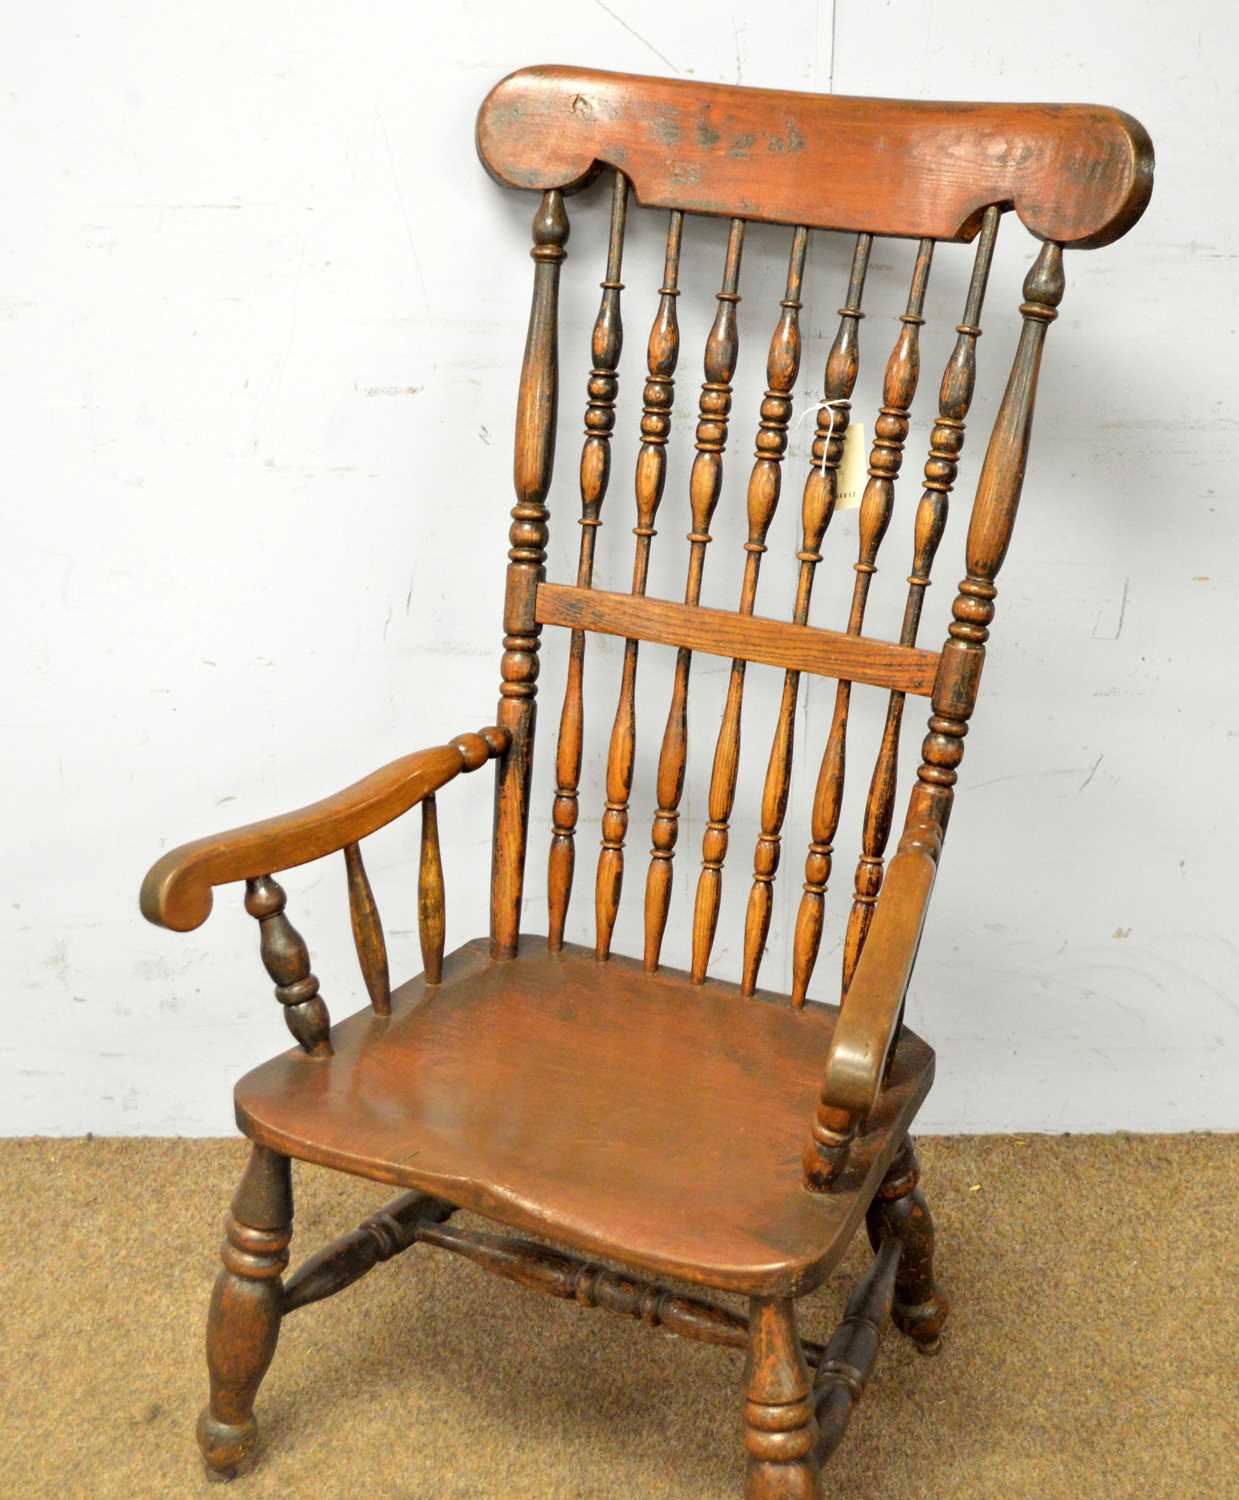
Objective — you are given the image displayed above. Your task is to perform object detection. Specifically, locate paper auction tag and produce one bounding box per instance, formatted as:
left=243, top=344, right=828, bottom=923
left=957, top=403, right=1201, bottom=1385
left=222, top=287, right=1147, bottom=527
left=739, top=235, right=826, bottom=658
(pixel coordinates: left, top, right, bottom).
left=834, top=421, right=866, bottom=511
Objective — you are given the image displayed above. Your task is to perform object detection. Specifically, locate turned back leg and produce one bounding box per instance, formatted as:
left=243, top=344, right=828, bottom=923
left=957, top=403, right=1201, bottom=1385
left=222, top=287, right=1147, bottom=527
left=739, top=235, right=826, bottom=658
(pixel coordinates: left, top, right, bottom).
left=199, top=1144, right=292, bottom=1480
left=743, top=1297, right=822, bottom=1500
left=866, top=1137, right=949, bottom=1354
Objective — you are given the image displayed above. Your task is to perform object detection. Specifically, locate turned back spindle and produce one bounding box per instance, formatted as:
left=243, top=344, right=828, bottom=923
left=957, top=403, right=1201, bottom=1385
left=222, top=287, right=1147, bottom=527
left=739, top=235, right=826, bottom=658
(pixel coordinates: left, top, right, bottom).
left=477, top=66, right=1152, bottom=1007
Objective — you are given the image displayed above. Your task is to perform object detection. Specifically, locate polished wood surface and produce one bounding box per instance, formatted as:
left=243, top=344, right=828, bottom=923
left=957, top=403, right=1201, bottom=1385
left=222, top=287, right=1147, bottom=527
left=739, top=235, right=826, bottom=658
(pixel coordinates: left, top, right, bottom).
left=140, top=61, right=1153, bottom=1492
left=477, top=66, right=1153, bottom=247
left=840, top=208, right=1000, bottom=1000
left=643, top=217, right=746, bottom=972
left=491, top=189, right=568, bottom=960
left=548, top=171, right=629, bottom=951
left=536, top=585, right=939, bottom=694
left=141, top=728, right=506, bottom=933
left=594, top=210, right=684, bottom=961
left=235, top=939, right=933, bottom=1297
left=742, top=233, right=871, bottom=997
left=691, top=226, right=808, bottom=982
left=790, top=239, right=935, bottom=1011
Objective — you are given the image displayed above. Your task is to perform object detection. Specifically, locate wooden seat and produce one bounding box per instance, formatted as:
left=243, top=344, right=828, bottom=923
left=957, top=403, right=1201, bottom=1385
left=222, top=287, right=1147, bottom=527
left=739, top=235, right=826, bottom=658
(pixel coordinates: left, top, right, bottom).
left=140, top=63, right=1153, bottom=1497
left=236, top=940, right=934, bottom=1295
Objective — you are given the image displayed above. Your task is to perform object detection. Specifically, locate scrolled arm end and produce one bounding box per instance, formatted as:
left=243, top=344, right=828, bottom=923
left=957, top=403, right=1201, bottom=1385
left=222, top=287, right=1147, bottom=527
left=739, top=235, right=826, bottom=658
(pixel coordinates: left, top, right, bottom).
left=140, top=852, right=217, bottom=933
left=803, top=824, right=941, bottom=1193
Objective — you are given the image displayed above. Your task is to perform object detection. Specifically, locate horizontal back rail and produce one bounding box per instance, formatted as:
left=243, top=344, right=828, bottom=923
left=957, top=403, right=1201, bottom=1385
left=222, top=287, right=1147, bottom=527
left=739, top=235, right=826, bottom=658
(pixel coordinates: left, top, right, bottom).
left=535, top=584, right=939, bottom=696
left=478, top=66, right=1153, bottom=247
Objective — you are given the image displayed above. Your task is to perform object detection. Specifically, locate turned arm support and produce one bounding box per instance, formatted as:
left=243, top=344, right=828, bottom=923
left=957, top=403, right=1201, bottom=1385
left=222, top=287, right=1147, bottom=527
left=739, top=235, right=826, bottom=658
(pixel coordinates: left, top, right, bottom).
left=140, top=725, right=509, bottom=933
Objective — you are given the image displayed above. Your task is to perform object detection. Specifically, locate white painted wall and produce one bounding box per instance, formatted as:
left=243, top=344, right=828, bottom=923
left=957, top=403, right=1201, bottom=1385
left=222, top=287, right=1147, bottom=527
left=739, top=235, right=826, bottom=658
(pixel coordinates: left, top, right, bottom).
left=5, top=1, right=1235, bottom=1135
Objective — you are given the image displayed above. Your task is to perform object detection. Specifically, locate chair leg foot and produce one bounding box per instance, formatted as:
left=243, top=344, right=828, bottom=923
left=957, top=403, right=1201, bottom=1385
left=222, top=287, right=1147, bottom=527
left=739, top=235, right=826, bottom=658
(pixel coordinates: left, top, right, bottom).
left=198, top=1144, right=292, bottom=1480
left=867, top=1138, right=949, bottom=1354
left=743, top=1297, right=822, bottom=1500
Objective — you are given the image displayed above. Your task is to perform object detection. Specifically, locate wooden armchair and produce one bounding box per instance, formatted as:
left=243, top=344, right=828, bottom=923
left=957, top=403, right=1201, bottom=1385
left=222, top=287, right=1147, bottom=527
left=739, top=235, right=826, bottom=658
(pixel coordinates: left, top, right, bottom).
left=140, top=66, right=1153, bottom=1495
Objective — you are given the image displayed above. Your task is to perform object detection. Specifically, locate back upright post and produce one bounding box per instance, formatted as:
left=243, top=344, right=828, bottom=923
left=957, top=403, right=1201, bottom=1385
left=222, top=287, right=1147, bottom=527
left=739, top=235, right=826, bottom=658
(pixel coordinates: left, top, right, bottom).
left=492, top=190, right=570, bottom=958
left=909, top=240, right=1065, bottom=842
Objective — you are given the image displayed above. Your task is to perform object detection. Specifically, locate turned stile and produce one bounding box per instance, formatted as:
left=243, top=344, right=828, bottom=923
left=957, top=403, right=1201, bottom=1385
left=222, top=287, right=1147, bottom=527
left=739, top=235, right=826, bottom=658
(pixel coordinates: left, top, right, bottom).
left=343, top=842, right=391, bottom=1014
left=689, top=227, right=808, bottom=983
left=244, top=876, right=332, bottom=1055
left=492, top=188, right=569, bottom=960
left=840, top=208, right=1001, bottom=996
left=908, top=238, right=1066, bottom=841
left=595, top=211, right=684, bottom=959
left=644, top=217, right=746, bottom=971
left=790, top=239, right=935, bottom=1010
left=548, top=171, right=630, bottom=950
left=741, top=233, right=872, bottom=996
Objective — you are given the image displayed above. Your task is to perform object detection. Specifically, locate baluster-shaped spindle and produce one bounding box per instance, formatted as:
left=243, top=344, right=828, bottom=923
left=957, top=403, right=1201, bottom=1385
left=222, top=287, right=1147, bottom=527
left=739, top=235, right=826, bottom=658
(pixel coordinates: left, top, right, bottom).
left=741, top=233, right=872, bottom=996
left=548, top=171, right=629, bottom=951
left=343, top=841, right=391, bottom=1014
left=492, top=189, right=569, bottom=960
left=244, top=876, right=332, bottom=1055
left=418, top=793, right=445, bottom=984
left=791, top=238, right=935, bottom=1008
left=909, top=241, right=1066, bottom=841
left=840, top=209, right=1001, bottom=996
left=644, top=217, right=746, bottom=972
left=690, top=226, right=808, bottom=983
left=595, top=211, right=684, bottom=960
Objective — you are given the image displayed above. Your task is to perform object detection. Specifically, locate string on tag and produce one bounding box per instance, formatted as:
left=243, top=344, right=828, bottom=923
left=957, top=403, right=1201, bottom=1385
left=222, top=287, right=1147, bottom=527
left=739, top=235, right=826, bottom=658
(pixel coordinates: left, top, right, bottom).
left=793, top=397, right=849, bottom=474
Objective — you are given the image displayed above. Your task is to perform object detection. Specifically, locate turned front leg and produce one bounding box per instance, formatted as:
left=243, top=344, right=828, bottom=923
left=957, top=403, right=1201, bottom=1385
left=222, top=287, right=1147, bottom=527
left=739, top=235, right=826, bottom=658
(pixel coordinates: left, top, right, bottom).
left=866, top=1137, right=949, bottom=1353
left=743, top=1297, right=822, bottom=1500
left=198, top=1145, right=292, bottom=1480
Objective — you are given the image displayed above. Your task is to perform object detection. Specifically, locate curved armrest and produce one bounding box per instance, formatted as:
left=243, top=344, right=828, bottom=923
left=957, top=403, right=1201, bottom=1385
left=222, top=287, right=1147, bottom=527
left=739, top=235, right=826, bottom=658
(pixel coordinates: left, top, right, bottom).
left=140, top=725, right=508, bottom=933
left=819, top=825, right=941, bottom=1116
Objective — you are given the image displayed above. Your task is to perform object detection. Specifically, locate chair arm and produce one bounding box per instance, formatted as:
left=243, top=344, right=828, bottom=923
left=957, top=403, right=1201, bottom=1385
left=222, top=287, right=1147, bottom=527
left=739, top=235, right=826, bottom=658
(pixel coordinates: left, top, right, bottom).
left=140, top=725, right=508, bottom=933
left=819, top=829, right=940, bottom=1117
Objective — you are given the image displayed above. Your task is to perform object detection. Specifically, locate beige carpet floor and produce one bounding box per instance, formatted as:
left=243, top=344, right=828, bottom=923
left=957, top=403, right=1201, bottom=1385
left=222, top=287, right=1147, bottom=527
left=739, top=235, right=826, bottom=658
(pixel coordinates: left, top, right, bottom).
left=0, top=1135, right=1234, bottom=1499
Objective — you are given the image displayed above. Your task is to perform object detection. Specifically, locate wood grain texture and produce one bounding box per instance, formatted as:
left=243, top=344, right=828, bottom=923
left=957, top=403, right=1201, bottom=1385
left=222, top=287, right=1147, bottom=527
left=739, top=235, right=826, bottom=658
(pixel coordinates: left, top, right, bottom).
left=343, top=841, right=391, bottom=1015
left=281, top=1191, right=455, bottom=1315
left=644, top=219, right=745, bottom=971
left=417, top=795, right=445, bottom=985
left=235, top=938, right=934, bottom=1297
left=140, top=728, right=507, bottom=933
left=492, top=189, right=569, bottom=959
left=812, top=1233, right=899, bottom=1462
left=791, top=243, right=935, bottom=1009
left=477, top=66, right=1153, bottom=248
left=909, top=241, right=1065, bottom=842
left=141, top=63, right=1156, bottom=1499
left=840, top=208, right=1000, bottom=997
left=548, top=171, right=629, bottom=951
left=691, top=226, right=808, bottom=984
left=419, top=1219, right=765, bottom=1350
left=742, top=234, right=872, bottom=997
left=743, top=1297, right=821, bottom=1499
left=866, top=1140, right=949, bottom=1352
left=537, top=586, right=939, bottom=695
left=197, top=1145, right=292, bottom=1480
left=594, top=210, right=683, bottom=960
